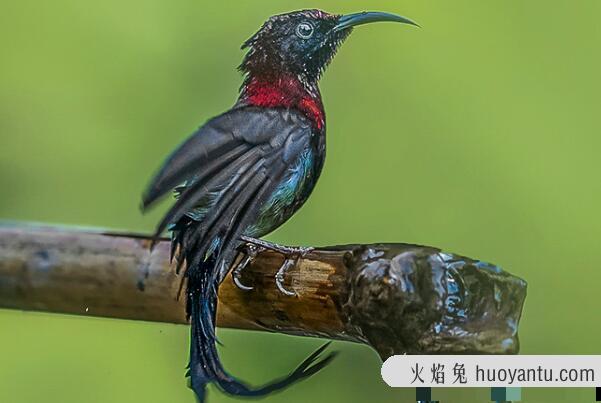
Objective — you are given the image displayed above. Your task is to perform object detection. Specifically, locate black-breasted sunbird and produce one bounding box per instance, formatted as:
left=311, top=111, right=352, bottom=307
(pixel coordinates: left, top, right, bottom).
left=142, top=9, right=417, bottom=402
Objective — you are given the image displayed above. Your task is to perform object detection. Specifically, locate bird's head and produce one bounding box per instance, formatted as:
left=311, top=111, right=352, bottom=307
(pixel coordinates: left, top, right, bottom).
left=240, top=9, right=418, bottom=83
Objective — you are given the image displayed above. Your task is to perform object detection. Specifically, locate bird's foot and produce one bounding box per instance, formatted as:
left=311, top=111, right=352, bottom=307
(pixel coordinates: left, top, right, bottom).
left=232, top=243, right=263, bottom=291
left=275, top=246, right=314, bottom=296
left=240, top=237, right=313, bottom=296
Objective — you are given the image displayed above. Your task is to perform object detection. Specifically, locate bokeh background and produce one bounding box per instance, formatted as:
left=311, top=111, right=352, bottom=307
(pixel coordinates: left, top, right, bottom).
left=1, top=0, right=600, bottom=402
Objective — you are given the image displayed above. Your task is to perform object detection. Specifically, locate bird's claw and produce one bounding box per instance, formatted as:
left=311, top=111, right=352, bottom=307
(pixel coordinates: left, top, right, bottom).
left=275, top=259, right=297, bottom=296
left=240, top=236, right=313, bottom=297
left=274, top=246, right=314, bottom=297
left=232, top=244, right=262, bottom=291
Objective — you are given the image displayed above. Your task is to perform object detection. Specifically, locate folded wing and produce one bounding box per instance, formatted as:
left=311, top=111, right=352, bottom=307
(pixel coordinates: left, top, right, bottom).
left=142, top=106, right=313, bottom=274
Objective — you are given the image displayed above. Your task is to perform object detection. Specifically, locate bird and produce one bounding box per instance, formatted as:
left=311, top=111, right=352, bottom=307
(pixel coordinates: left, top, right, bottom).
left=141, top=9, right=417, bottom=402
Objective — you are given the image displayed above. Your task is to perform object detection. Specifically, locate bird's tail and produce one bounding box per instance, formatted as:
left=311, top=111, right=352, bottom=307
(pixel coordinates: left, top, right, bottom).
left=173, top=218, right=337, bottom=402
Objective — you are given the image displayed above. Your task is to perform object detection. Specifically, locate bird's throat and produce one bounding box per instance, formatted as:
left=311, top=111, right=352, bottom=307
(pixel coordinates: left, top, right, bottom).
left=241, top=75, right=325, bottom=130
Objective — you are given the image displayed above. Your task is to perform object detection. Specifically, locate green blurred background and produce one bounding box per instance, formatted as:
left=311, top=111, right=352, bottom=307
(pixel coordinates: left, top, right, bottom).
left=1, top=0, right=600, bottom=402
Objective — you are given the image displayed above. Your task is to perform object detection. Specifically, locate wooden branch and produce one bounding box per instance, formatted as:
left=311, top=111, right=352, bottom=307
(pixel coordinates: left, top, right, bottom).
left=0, top=223, right=527, bottom=358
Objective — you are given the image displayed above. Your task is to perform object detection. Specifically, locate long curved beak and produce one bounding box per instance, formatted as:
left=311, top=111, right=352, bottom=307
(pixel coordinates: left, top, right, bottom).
left=333, top=11, right=419, bottom=32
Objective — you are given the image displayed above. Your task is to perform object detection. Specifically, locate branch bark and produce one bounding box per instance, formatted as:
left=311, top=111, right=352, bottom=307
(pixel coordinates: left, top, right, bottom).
left=0, top=223, right=527, bottom=358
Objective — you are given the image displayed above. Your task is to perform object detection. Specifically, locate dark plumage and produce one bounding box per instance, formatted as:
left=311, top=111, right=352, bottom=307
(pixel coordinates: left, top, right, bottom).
left=142, top=9, right=417, bottom=402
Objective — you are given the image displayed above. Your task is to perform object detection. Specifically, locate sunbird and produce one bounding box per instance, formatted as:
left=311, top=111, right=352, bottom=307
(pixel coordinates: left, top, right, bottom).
left=142, top=9, right=417, bottom=402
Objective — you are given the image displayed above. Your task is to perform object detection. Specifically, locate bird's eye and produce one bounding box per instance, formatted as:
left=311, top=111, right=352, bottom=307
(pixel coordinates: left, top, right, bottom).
left=295, top=22, right=314, bottom=39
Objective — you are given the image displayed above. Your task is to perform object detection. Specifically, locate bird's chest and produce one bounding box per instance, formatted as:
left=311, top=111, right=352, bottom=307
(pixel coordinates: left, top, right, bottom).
left=246, top=135, right=325, bottom=237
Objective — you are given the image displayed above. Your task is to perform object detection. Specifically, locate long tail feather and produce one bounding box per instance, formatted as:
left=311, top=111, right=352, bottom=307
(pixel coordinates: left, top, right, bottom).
left=187, top=276, right=336, bottom=401
left=175, top=223, right=336, bottom=402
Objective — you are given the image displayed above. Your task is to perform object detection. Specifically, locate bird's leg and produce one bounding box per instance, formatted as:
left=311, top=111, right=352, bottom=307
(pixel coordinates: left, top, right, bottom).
left=240, top=236, right=314, bottom=256
left=241, top=236, right=314, bottom=296
left=231, top=243, right=263, bottom=291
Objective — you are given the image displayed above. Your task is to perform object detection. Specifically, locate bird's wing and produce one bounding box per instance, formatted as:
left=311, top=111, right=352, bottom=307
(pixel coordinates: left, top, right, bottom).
left=142, top=106, right=313, bottom=273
